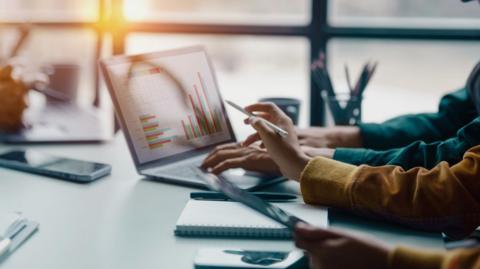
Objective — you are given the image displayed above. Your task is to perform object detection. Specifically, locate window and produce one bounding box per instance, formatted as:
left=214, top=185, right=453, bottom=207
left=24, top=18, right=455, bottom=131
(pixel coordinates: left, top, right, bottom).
left=123, top=0, right=311, bottom=25
left=329, top=0, right=480, bottom=28
left=0, top=0, right=478, bottom=126
left=0, top=0, right=98, bottom=21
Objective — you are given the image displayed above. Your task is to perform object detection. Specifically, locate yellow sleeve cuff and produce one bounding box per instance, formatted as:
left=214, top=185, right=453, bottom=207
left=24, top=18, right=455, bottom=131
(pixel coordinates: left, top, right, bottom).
left=299, top=156, right=357, bottom=208
left=389, top=246, right=445, bottom=269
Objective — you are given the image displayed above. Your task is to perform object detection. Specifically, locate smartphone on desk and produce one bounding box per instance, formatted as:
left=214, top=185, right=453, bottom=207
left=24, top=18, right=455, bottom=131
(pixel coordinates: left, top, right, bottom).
left=194, top=248, right=307, bottom=269
left=0, top=150, right=111, bottom=182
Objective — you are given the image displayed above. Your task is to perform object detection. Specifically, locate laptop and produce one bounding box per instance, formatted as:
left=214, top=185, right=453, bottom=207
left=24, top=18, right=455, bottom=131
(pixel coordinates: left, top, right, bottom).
left=0, top=103, right=113, bottom=143
left=100, top=45, right=285, bottom=189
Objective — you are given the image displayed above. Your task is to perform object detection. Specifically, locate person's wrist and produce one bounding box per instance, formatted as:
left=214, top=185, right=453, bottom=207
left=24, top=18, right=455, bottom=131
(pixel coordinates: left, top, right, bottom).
left=320, top=148, right=335, bottom=158
left=302, top=146, right=335, bottom=159
left=292, top=151, right=311, bottom=181
left=327, top=126, right=363, bottom=148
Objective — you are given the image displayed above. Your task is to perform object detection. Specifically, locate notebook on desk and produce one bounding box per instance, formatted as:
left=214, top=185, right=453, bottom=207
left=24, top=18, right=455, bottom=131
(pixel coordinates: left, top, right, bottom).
left=175, top=200, right=328, bottom=239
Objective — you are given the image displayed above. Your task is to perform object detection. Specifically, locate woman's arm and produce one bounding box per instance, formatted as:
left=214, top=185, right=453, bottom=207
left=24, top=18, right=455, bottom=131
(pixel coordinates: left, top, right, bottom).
left=294, top=223, right=480, bottom=269
left=390, top=246, right=480, bottom=269
left=301, top=145, right=480, bottom=238
left=298, top=88, right=477, bottom=151
left=333, top=116, right=480, bottom=169
left=358, top=88, right=477, bottom=150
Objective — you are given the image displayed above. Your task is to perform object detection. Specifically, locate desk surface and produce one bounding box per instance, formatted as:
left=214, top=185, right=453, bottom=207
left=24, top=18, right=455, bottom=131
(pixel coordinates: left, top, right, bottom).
left=0, top=134, right=444, bottom=269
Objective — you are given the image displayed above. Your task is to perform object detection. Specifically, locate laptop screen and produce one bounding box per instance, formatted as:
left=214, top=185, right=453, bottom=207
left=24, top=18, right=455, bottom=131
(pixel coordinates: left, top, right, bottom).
left=101, top=47, right=235, bottom=165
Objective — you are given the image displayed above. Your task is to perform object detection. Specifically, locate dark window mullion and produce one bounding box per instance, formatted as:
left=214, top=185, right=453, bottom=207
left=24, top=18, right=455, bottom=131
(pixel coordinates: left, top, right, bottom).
left=326, top=26, right=480, bottom=40
left=309, top=0, right=328, bottom=126
left=124, top=22, right=310, bottom=36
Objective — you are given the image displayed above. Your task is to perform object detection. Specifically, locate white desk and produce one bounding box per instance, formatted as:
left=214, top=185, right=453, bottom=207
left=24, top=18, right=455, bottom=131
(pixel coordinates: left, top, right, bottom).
left=0, top=134, right=444, bottom=269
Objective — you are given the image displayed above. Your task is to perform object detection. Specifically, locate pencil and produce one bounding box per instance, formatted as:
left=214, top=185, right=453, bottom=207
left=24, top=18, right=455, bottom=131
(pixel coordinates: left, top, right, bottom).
left=344, top=64, right=354, bottom=95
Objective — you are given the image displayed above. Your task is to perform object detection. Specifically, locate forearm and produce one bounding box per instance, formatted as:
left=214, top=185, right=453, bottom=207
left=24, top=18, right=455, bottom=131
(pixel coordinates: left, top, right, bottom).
left=359, top=88, right=476, bottom=150
left=359, top=114, right=445, bottom=150
left=301, top=146, right=480, bottom=238
left=300, top=156, right=357, bottom=208
left=389, top=246, right=480, bottom=269
left=335, top=116, right=480, bottom=169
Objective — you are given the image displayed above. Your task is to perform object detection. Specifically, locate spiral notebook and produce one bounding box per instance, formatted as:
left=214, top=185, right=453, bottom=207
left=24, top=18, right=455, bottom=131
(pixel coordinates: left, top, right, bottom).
left=175, top=200, right=328, bottom=238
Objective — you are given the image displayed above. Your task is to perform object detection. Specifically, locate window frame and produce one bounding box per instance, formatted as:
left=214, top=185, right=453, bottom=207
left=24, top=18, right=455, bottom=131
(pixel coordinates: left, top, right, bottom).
left=1, top=0, right=479, bottom=125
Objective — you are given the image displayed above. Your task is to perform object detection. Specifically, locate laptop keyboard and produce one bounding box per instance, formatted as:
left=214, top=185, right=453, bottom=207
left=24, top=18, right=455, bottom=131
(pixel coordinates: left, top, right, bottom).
left=154, top=159, right=204, bottom=178
left=160, top=165, right=199, bottom=178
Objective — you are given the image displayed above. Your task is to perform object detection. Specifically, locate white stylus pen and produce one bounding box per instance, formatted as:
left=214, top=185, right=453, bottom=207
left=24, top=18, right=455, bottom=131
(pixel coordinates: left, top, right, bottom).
left=225, top=100, right=288, bottom=138
left=0, top=218, right=26, bottom=257
left=0, top=238, right=11, bottom=257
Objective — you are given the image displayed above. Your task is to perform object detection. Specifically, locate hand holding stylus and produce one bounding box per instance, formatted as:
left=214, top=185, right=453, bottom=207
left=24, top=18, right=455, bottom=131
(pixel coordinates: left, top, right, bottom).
left=225, top=100, right=288, bottom=137
left=241, top=102, right=311, bottom=181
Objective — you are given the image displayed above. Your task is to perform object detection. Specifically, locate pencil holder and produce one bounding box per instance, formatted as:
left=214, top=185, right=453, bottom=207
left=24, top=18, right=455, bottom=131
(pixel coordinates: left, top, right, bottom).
left=322, top=92, right=362, bottom=126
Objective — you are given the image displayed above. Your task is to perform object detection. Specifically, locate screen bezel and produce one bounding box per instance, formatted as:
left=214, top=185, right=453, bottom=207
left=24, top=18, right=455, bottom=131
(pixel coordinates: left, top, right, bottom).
left=100, top=46, right=237, bottom=170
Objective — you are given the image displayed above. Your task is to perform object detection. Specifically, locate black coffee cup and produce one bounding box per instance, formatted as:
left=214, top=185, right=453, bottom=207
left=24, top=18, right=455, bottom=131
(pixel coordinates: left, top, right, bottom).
left=259, top=97, right=301, bottom=125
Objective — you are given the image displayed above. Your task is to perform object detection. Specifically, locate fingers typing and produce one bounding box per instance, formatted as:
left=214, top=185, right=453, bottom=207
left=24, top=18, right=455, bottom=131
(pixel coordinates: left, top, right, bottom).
left=242, top=133, right=261, bottom=147
left=211, top=156, right=249, bottom=174
left=202, top=147, right=246, bottom=169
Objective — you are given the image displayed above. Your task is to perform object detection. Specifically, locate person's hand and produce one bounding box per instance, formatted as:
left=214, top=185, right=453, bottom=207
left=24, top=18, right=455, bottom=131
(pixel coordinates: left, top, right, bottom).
left=297, top=126, right=363, bottom=148
left=201, top=142, right=281, bottom=175
left=301, top=146, right=335, bottom=159
left=242, top=102, right=311, bottom=181
left=294, top=223, right=391, bottom=269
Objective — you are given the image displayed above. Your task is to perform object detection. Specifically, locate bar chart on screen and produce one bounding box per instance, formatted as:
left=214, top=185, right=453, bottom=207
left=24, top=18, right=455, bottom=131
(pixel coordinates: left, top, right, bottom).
left=181, top=72, right=224, bottom=141
left=139, top=114, right=174, bottom=149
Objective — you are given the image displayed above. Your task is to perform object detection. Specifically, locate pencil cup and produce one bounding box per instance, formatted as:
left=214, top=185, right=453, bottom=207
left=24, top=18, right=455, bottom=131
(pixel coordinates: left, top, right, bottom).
left=323, top=92, right=362, bottom=126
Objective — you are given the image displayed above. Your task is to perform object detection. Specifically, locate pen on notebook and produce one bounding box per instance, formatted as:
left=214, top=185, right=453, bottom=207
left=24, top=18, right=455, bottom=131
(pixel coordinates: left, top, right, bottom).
left=190, top=191, right=298, bottom=201
left=225, top=100, right=289, bottom=137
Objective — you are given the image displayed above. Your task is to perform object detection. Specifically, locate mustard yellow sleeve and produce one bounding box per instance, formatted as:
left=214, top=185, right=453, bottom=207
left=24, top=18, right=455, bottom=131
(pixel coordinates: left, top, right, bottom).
left=389, top=246, right=480, bottom=269
left=299, top=156, right=357, bottom=208
left=300, top=145, right=480, bottom=238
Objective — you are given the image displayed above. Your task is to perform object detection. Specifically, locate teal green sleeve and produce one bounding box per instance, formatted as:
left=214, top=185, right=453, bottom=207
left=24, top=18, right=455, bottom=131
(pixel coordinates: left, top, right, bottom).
left=334, top=117, right=480, bottom=169
left=358, top=88, right=477, bottom=150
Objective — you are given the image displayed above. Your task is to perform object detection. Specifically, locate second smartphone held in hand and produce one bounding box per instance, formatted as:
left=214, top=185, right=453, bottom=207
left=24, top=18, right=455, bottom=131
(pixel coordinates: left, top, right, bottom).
left=0, top=150, right=111, bottom=182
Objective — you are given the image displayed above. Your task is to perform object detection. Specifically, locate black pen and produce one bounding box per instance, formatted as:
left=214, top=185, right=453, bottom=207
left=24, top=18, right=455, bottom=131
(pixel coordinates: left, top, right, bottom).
left=190, top=191, right=298, bottom=201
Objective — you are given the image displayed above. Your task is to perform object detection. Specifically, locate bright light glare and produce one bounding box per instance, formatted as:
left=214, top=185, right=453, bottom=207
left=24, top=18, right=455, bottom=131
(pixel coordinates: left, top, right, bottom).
left=123, top=0, right=149, bottom=20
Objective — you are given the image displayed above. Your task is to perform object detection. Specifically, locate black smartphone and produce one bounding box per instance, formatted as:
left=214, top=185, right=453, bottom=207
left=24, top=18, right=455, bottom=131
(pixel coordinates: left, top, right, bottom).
left=0, top=150, right=111, bottom=182
left=194, top=248, right=307, bottom=269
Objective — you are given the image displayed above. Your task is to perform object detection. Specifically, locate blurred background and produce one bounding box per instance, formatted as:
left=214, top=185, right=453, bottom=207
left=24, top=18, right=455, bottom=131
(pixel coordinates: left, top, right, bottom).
left=1, top=0, right=479, bottom=130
